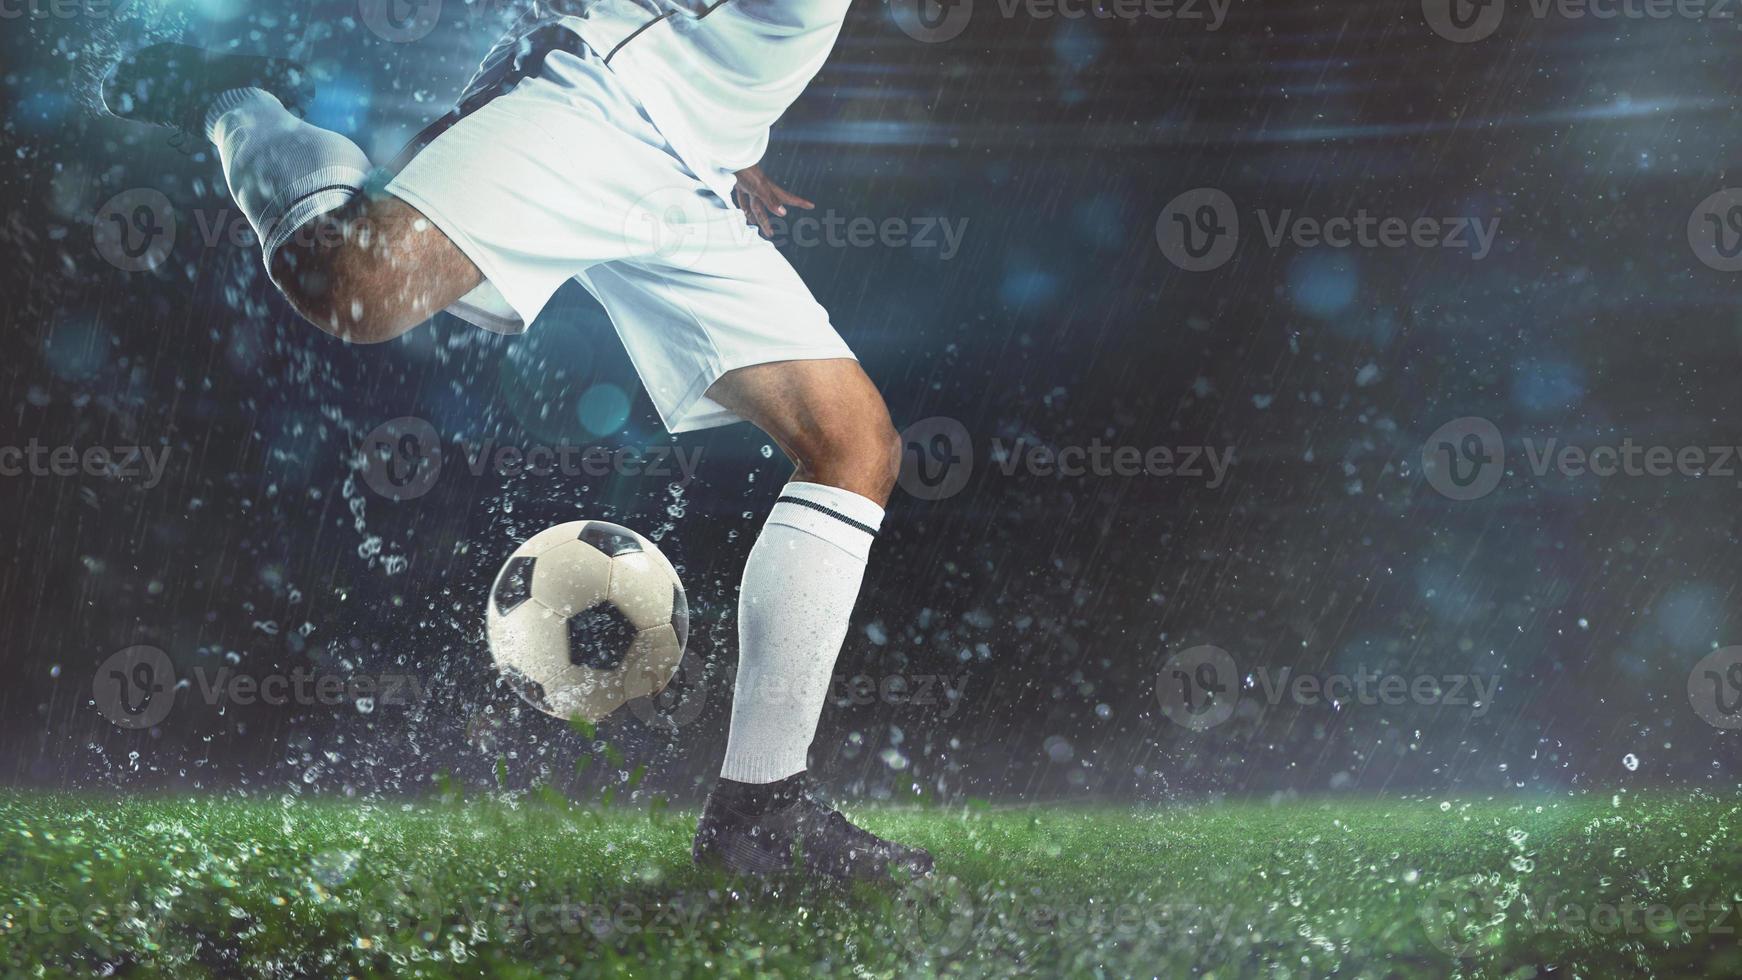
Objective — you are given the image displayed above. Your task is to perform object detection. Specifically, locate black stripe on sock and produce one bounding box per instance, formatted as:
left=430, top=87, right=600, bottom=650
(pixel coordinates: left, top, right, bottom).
left=774, top=495, right=878, bottom=537
left=280, top=183, right=360, bottom=216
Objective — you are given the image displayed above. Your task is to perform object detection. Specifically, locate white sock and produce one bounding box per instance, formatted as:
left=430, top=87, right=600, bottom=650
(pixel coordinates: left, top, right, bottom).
left=720, top=481, right=884, bottom=784
left=205, top=88, right=371, bottom=264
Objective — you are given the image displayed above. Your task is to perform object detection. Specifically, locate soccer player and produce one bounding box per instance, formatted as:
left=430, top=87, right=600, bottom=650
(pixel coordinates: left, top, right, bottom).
left=101, top=0, right=931, bottom=881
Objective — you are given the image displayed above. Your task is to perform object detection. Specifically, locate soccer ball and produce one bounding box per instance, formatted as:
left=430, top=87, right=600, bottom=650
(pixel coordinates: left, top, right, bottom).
left=486, top=520, right=689, bottom=722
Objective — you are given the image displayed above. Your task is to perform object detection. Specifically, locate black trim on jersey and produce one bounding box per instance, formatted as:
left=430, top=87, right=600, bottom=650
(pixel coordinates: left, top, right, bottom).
left=604, top=0, right=735, bottom=64
left=602, top=12, right=673, bottom=62
left=385, top=4, right=737, bottom=177
left=385, top=25, right=586, bottom=176
left=775, top=495, right=879, bottom=537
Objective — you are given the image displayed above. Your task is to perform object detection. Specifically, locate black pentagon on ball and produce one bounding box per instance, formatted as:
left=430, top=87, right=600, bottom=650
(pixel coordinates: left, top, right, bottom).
left=568, top=600, right=639, bottom=671
left=493, top=556, right=536, bottom=616
left=579, top=521, right=643, bottom=557
left=671, top=582, right=689, bottom=650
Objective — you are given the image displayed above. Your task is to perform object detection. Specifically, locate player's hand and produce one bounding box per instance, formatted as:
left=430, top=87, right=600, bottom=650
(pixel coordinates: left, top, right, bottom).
left=733, top=164, right=814, bottom=240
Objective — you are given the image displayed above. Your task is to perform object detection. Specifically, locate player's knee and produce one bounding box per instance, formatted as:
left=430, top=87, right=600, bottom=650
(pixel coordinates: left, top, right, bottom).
left=807, top=413, right=902, bottom=504
left=871, top=421, right=903, bottom=497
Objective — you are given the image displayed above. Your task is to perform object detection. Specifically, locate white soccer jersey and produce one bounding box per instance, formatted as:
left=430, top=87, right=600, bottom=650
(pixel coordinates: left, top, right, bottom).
left=469, top=0, right=852, bottom=200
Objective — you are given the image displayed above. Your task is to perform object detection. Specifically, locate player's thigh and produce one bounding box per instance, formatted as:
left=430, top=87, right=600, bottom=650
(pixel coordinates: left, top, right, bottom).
left=705, top=358, right=889, bottom=452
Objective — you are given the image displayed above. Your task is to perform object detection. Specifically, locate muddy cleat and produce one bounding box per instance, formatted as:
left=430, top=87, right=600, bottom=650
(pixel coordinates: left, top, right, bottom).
left=692, top=773, right=934, bottom=882
left=101, top=42, right=312, bottom=136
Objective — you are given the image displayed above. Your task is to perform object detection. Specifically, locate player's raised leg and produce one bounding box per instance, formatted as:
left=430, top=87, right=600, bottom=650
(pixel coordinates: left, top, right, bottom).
left=101, top=44, right=481, bottom=343
left=267, top=195, right=481, bottom=343
left=689, top=357, right=932, bottom=881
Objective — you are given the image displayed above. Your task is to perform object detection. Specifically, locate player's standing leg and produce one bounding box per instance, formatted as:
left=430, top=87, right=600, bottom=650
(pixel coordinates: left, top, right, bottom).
left=688, top=358, right=932, bottom=880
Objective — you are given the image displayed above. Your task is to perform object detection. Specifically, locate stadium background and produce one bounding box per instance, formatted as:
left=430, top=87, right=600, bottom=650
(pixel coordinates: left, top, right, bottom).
left=1, top=0, right=1740, bottom=802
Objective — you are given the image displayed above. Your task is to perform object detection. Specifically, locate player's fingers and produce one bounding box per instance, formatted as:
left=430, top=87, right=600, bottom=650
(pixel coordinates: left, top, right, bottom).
left=777, top=189, right=816, bottom=210
left=747, top=198, right=774, bottom=238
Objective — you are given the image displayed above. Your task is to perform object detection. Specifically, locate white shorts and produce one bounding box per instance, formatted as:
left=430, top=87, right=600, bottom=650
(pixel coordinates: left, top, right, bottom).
left=384, top=35, right=855, bottom=434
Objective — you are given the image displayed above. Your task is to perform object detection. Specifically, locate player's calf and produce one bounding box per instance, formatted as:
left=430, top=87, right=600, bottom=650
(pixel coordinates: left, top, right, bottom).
left=269, top=195, right=481, bottom=344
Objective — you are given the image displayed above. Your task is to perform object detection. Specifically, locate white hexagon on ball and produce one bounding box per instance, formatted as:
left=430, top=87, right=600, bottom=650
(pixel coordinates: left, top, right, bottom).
left=486, top=520, right=690, bottom=723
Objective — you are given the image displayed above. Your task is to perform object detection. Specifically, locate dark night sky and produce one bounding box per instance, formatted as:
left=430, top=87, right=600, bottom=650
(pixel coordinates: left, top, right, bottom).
left=2, top=0, right=1741, bottom=802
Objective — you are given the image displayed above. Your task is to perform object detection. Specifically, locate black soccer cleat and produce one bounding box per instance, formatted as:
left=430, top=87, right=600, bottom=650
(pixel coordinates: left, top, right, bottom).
left=692, top=774, right=934, bottom=882
left=101, top=42, right=313, bottom=136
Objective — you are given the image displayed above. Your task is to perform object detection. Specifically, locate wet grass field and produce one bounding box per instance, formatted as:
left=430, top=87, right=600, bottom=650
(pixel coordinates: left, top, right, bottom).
left=2, top=791, right=1738, bottom=977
